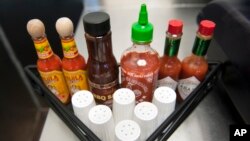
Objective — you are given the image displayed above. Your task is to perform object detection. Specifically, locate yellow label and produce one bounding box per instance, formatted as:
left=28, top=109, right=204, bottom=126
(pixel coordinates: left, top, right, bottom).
left=61, top=38, right=78, bottom=58
left=34, top=38, right=53, bottom=59
left=63, top=69, right=88, bottom=95
left=39, top=70, right=70, bottom=103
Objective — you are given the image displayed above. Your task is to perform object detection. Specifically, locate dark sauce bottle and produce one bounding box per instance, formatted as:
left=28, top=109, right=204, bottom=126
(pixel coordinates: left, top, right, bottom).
left=83, top=12, right=119, bottom=107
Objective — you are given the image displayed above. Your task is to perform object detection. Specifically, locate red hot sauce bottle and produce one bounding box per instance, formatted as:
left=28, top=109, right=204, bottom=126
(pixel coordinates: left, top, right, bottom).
left=56, top=17, right=88, bottom=96
left=83, top=12, right=119, bottom=107
left=158, top=19, right=183, bottom=90
left=27, top=19, right=70, bottom=104
left=120, top=4, right=160, bottom=103
left=177, top=20, right=216, bottom=101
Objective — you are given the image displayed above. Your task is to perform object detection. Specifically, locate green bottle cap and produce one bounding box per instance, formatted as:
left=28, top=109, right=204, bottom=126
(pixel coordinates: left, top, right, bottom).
left=132, top=4, right=153, bottom=43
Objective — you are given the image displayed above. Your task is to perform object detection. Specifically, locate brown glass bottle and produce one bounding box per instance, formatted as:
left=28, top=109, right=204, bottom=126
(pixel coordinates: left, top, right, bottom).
left=83, top=12, right=119, bottom=107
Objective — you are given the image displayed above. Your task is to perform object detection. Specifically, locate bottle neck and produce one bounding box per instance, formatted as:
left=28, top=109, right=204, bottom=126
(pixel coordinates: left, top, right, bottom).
left=133, top=41, right=151, bottom=46
left=85, top=31, right=114, bottom=62
left=60, top=35, right=79, bottom=59
left=192, top=32, right=212, bottom=56
left=33, top=36, right=54, bottom=59
left=130, top=42, right=154, bottom=55
left=164, top=32, right=182, bottom=57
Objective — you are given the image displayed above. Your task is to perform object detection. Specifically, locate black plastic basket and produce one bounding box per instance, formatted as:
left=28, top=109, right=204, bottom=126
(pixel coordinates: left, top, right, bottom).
left=24, top=61, right=222, bottom=141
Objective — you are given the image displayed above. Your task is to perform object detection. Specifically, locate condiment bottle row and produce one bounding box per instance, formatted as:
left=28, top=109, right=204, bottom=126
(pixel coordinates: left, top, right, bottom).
left=26, top=3, right=215, bottom=107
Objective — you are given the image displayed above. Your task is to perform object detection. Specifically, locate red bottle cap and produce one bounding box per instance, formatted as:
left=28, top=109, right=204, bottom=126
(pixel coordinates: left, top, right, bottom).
left=198, top=20, right=216, bottom=36
left=168, top=19, right=183, bottom=35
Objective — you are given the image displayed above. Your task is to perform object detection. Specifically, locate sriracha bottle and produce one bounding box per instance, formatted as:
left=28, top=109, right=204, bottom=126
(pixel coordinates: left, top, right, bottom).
left=121, top=4, right=160, bottom=103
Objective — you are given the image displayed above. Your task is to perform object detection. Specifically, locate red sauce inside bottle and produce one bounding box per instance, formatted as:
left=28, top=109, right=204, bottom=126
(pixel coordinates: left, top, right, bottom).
left=37, top=54, right=62, bottom=72
left=180, top=54, right=208, bottom=81
left=121, top=51, right=160, bottom=103
left=62, top=55, right=86, bottom=71
left=177, top=20, right=215, bottom=101
left=159, top=56, right=181, bottom=81
left=85, top=32, right=119, bottom=107
left=37, top=53, right=70, bottom=104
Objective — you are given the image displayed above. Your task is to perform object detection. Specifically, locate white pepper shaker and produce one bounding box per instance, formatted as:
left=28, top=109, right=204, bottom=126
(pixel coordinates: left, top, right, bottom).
left=133, top=102, right=158, bottom=140
left=112, top=88, right=135, bottom=125
left=71, top=90, right=95, bottom=128
left=115, top=120, right=141, bottom=141
left=152, top=86, right=176, bottom=127
left=88, top=105, right=115, bottom=141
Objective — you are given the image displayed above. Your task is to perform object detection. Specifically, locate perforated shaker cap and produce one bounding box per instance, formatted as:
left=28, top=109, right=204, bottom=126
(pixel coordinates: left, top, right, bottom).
left=88, top=105, right=112, bottom=124
left=113, top=88, right=135, bottom=105
left=115, top=120, right=141, bottom=141
left=71, top=90, right=94, bottom=108
left=153, top=87, right=176, bottom=104
left=134, top=102, right=158, bottom=121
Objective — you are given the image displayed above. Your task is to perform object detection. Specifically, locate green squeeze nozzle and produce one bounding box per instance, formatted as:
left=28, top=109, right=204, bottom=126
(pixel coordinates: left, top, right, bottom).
left=132, top=4, right=153, bottom=43
left=138, top=4, right=148, bottom=25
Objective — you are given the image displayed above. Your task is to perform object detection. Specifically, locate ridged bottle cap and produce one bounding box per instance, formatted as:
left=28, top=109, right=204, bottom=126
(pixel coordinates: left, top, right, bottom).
left=168, top=19, right=183, bottom=35
left=198, top=20, right=216, bottom=36
left=83, top=12, right=110, bottom=37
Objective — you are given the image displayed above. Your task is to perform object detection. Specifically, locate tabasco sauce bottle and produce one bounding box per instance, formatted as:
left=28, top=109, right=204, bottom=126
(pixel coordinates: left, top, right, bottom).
left=121, top=4, right=160, bottom=103
left=56, top=17, right=88, bottom=96
left=158, top=19, right=183, bottom=90
left=177, top=20, right=216, bottom=101
left=27, top=19, right=70, bottom=104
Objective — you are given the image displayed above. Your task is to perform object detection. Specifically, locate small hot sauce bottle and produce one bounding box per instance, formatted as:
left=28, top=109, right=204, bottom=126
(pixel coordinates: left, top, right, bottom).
left=158, top=19, right=183, bottom=90
left=177, top=20, right=216, bottom=101
left=27, top=19, right=70, bottom=104
left=56, top=17, right=88, bottom=96
left=120, top=4, right=160, bottom=103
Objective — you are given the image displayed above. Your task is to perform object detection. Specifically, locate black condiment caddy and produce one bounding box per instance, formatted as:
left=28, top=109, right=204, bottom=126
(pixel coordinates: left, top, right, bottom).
left=24, top=61, right=222, bottom=141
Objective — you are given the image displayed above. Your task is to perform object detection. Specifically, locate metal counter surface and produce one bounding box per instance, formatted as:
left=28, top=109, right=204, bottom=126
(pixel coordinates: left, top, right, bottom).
left=40, top=1, right=235, bottom=140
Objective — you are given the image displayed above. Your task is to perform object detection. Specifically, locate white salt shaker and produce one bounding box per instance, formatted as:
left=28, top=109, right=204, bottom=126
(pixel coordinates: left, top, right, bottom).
left=152, top=86, right=176, bottom=127
left=112, top=88, right=135, bottom=125
left=71, top=90, right=95, bottom=128
left=133, top=102, right=158, bottom=141
left=115, top=120, right=141, bottom=141
left=88, top=105, right=115, bottom=141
